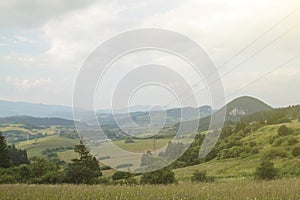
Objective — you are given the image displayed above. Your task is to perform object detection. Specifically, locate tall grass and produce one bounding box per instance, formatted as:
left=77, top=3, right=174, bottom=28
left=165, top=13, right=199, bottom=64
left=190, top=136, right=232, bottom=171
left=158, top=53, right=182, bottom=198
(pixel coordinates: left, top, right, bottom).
left=1, top=178, right=300, bottom=199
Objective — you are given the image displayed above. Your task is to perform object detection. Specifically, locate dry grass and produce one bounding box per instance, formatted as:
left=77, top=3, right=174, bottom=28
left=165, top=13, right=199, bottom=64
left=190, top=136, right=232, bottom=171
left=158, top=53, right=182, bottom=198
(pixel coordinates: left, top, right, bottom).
left=1, top=178, right=300, bottom=199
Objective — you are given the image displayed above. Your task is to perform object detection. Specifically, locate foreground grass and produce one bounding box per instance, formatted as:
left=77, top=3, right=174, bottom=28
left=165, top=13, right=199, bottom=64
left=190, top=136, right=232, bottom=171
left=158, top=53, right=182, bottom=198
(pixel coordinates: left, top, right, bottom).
left=1, top=179, right=300, bottom=200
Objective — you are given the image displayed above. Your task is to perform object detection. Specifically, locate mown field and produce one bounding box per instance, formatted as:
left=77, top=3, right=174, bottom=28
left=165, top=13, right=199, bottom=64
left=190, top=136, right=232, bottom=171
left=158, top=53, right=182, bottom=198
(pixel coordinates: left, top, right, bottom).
left=1, top=178, right=300, bottom=200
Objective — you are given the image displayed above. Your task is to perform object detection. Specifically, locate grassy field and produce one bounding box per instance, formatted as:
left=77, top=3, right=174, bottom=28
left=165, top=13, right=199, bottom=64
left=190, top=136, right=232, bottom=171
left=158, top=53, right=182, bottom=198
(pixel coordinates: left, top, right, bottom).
left=1, top=178, right=300, bottom=199
left=0, top=124, right=63, bottom=135
left=16, top=135, right=79, bottom=158
left=112, top=138, right=171, bottom=153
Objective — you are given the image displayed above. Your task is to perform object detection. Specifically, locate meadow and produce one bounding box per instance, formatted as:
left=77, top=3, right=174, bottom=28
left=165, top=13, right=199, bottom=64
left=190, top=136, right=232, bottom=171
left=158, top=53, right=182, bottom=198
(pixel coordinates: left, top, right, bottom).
left=1, top=178, right=300, bottom=200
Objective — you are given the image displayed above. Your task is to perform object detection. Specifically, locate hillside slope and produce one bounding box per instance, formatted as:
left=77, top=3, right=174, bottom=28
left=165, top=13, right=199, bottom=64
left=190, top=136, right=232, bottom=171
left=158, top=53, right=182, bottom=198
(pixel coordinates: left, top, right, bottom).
left=175, top=121, right=300, bottom=181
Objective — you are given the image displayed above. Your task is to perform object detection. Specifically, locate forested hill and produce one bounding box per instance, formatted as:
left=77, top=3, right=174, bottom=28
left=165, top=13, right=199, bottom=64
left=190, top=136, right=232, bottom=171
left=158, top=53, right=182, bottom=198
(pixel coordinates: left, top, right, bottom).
left=0, top=100, right=74, bottom=119
left=188, top=96, right=273, bottom=132
left=0, top=116, right=75, bottom=127
left=241, top=105, right=300, bottom=124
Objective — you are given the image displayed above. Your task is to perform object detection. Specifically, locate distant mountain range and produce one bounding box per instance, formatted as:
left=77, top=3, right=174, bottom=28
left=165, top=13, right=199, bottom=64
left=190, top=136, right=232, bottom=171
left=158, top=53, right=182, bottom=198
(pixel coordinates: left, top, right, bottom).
left=0, top=100, right=212, bottom=121
left=0, top=100, right=74, bottom=119
left=97, top=105, right=213, bottom=128
left=0, top=115, right=75, bottom=127
left=0, top=96, right=272, bottom=131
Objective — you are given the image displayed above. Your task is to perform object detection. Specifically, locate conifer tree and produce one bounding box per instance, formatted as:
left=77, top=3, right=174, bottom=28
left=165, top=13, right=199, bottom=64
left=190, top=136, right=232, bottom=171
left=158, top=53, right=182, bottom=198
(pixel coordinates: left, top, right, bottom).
left=66, top=139, right=102, bottom=184
left=0, top=132, right=11, bottom=168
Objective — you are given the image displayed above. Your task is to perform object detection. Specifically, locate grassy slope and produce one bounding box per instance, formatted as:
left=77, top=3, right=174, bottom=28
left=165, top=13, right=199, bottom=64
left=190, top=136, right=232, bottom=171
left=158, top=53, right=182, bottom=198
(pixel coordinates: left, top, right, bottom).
left=174, top=121, right=300, bottom=182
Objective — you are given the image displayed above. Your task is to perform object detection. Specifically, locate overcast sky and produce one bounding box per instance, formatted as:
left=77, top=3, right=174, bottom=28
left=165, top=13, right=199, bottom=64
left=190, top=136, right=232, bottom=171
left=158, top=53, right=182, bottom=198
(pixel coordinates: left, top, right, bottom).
left=0, top=0, right=300, bottom=109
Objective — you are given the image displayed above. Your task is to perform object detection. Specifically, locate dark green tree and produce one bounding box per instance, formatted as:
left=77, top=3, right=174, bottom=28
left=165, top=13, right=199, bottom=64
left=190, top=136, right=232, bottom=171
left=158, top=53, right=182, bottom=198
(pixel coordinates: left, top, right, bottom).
left=66, top=140, right=102, bottom=184
left=255, top=160, right=278, bottom=180
left=112, top=171, right=131, bottom=181
left=0, top=132, right=11, bottom=168
left=140, top=168, right=176, bottom=184
left=292, top=146, right=300, bottom=157
left=191, top=170, right=214, bottom=182
left=8, top=144, right=29, bottom=166
left=277, top=125, right=290, bottom=136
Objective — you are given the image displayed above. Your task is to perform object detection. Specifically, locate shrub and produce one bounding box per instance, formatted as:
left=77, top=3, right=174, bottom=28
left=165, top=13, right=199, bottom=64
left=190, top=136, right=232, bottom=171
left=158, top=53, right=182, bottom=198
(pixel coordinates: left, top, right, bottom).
left=272, top=138, right=284, bottom=147
left=292, top=146, right=300, bottom=157
left=124, top=177, right=138, bottom=185
left=0, top=174, right=16, bottom=184
left=140, top=168, right=176, bottom=184
left=112, top=171, right=131, bottom=181
left=278, top=125, right=291, bottom=136
left=170, top=161, right=187, bottom=169
left=288, top=138, right=298, bottom=146
left=263, top=149, right=288, bottom=160
left=115, top=163, right=133, bottom=169
left=100, top=165, right=112, bottom=170
left=255, top=160, right=279, bottom=180
left=191, top=170, right=214, bottom=183
left=124, top=139, right=135, bottom=143
left=249, top=141, right=257, bottom=148
left=98, top=177, right=110, bottom=185
left=251, top=147, right=260, bottom=154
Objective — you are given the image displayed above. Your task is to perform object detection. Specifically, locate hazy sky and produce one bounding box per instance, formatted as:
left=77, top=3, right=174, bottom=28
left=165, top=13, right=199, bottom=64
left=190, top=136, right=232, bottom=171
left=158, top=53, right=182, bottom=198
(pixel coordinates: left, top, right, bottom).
left=1, top=0, right=300, bottom=109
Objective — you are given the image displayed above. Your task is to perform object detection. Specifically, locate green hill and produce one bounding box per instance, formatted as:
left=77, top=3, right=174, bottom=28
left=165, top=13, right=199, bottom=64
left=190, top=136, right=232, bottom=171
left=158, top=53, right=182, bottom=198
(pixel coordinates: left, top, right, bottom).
left=178, top=96, right=273, bottom=132
left=16, top=135, right=79, bottom=159
left=172, top=103, right=300, bottom=182
left=174, top=121, right=300, bottom=182
left=0, top=115, right=76, bottom=127
left=223, top=96, right=273, bottom=121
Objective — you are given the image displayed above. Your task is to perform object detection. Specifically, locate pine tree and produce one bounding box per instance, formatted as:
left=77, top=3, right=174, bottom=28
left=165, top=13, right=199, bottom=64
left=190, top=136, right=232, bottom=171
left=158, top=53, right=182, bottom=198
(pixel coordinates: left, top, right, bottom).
left=0, top=132, right=11, bottom=168
left=66, top=139, right=102, bottom=184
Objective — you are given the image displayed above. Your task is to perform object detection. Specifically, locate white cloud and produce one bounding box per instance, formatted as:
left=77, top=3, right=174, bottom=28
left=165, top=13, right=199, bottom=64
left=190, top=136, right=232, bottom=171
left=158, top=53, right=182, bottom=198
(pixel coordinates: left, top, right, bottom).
left=13, top=35, right=35, bottom=44
left=0, top=0, right=97, bottom=28
left=5, top=76, right=52, bottom=91
left=1, top=0, right=300, bottom=107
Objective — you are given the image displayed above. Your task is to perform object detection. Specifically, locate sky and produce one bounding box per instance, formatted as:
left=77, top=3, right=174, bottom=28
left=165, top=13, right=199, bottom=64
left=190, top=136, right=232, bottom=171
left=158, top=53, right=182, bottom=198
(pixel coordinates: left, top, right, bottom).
left=0, top=0, right=300, bottom=109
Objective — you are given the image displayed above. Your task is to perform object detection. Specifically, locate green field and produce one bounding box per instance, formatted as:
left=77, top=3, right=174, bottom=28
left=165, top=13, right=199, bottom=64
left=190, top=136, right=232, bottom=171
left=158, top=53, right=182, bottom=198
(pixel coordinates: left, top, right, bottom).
left=1, top=178, right=300, bottom=199
left=16, top=135, right=79, bottom=158
left=0, top=124, right=63, bottom=135
left=112, top=138, right=171, bottom=153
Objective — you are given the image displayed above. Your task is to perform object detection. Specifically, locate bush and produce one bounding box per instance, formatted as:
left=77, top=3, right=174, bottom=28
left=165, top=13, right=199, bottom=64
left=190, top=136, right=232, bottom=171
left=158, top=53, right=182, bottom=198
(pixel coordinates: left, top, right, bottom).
left=272, top=138, right=284, bottom=147
left=112, top=171, right=131, bottom=181
left=278, top=125, right=291, bottom=136
left=140, top=168, right=176, bottom=184
left=292, top=146, right=300, bottom=157
left=170, top=161, right=187, bottom=169
left=115, top=163, right=133, bottom=169
left=100, top=165, right=112, bottom=170
left=255, top=160, right=279, bottom=180
left=262, top=149, right=288, bottom=160
left=124, top=139, right=135, bottom=143
left=98, top=177, right=110, bottom=185
left=191, top=170, right=214, bottom=183
left=288, top=138, right=298, bottom=146
left=0, top=174, right=16, bottom=184
left=124, top=177, right=138, bottom=185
